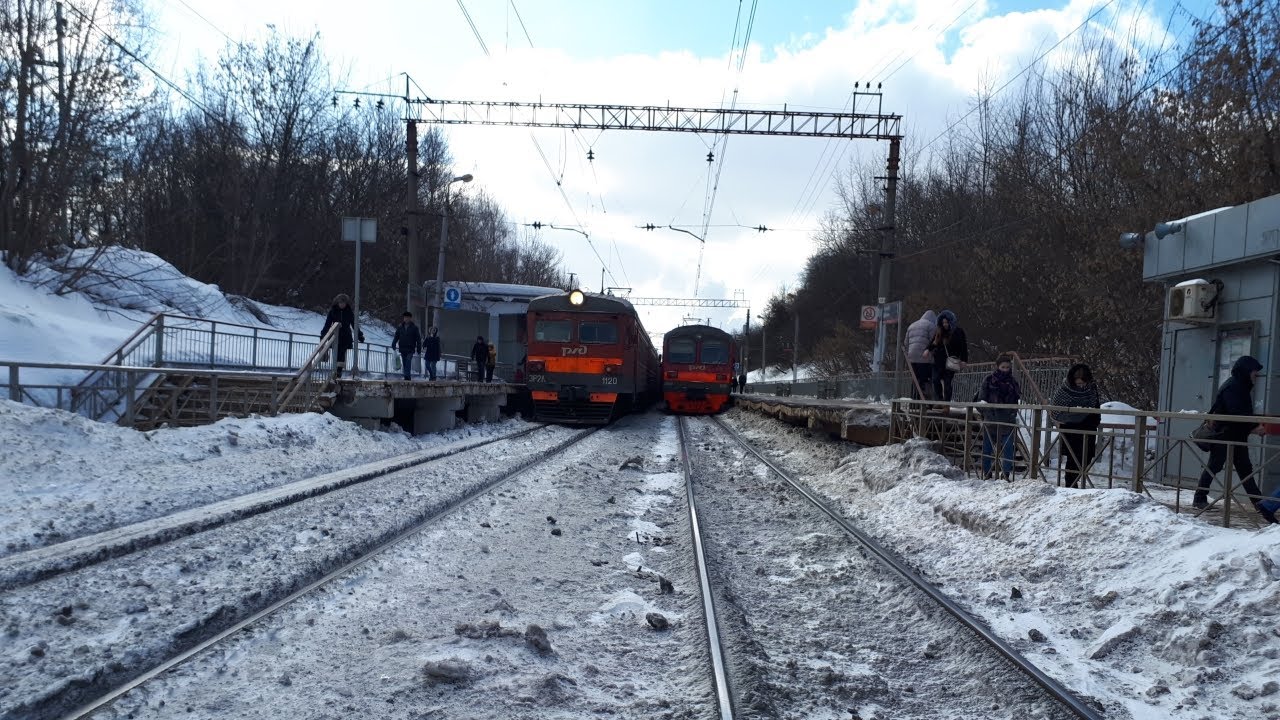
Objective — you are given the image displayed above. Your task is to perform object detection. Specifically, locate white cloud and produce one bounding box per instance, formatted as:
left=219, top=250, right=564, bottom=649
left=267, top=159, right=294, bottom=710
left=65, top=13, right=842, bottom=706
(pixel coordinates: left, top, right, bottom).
left=153, top=0, right=1169, bottom=341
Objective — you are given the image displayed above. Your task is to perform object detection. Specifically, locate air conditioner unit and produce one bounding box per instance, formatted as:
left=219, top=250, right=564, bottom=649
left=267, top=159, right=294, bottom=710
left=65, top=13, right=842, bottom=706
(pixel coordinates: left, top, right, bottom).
left=1168, top=280, right=1216, bottom=321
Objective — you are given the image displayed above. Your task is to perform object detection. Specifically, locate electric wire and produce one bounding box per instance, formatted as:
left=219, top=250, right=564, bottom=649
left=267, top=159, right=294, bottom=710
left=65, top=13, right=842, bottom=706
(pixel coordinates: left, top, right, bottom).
left=454, top=0, right=621, bottom=288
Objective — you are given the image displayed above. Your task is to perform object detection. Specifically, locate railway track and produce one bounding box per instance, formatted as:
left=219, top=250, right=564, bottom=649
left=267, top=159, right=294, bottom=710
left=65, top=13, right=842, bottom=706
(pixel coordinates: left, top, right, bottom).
left=677, top=414, right=1105, bottom=719
left=0, top=424, right=550, bottom=592
left=3, top=425, right=589, bottom=720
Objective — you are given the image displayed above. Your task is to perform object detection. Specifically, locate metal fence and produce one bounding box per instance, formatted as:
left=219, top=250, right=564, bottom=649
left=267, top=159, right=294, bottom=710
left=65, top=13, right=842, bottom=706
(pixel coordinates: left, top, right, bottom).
left=890, top=398, right=1280, bottom=529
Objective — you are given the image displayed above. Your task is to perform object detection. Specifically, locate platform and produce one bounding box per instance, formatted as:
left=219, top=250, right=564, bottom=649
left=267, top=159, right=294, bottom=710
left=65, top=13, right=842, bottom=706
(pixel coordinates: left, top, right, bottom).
left=735, top=394, right=890, bottom=445
left=330, top=379, right=528, bottom=433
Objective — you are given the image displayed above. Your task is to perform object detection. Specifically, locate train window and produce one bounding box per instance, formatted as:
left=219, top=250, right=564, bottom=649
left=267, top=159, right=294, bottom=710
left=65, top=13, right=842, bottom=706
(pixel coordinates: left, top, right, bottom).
left=534, top=320, right=572, bottom=342
left=580, top=321, right=618, bottom=344
left=700, top=341, right=729, bottom=364
left=667, top=338, right=696, bottom=364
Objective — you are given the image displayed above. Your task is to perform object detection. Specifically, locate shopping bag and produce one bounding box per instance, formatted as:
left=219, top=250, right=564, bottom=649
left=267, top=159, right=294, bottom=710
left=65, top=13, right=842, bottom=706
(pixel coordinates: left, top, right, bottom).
left=393, top=354, right=402, bottom=371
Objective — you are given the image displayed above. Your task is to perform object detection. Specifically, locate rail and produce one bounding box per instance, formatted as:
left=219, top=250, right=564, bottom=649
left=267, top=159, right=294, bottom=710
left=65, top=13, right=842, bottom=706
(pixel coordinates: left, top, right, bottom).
left=676, top=417, right=735, bottom=719
left=890, top=398, right=1280, bottom=528
left=711, top=415, right=1104, bottom=720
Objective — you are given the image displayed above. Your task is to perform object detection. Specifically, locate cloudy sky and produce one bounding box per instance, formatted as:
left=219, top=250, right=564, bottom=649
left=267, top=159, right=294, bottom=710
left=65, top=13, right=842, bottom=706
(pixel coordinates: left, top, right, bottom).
left=149, top=0, right=1209, bottom=338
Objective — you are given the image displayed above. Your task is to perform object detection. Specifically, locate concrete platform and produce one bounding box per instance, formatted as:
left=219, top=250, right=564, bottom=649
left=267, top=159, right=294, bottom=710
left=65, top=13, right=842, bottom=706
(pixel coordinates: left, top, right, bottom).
left=735, top=394, right=891, bottom=445
left=329, top=379, right=526, bottom=433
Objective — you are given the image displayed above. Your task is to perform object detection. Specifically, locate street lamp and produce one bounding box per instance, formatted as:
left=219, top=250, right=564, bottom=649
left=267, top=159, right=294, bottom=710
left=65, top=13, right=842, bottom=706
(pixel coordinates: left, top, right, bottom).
left=432, top=173, right=474, bottom=326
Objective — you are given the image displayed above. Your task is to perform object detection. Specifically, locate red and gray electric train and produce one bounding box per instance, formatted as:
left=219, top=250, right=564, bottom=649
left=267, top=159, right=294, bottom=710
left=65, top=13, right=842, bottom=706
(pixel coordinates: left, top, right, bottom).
left=524, top=290, right=660, bottom=424
left=661, top=324, right=737, bottom=414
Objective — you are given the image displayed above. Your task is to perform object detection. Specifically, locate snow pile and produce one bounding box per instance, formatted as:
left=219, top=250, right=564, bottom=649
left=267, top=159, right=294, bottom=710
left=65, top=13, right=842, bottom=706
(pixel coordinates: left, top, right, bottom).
left=728, top=411, right=1280, bottom=720
left=0, top=399, right=528, bottom=558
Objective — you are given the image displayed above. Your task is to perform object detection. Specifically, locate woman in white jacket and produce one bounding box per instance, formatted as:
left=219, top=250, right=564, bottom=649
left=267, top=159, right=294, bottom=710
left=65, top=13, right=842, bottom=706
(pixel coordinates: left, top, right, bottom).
left=905, top=310, right=937, bottom=399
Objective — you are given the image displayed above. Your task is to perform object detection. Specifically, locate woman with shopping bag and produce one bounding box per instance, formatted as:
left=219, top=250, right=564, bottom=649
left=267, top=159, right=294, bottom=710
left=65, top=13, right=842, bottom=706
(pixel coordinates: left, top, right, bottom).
left=925, top=309, right=967, bottom=402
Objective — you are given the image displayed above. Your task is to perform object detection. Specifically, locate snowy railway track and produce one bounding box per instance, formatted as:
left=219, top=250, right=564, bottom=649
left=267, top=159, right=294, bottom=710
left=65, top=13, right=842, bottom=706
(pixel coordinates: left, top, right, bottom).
left=4, top=424, right=593, bottom=720
left=676, top=415, right=1105, bottom=719
left=0, top=424, right=550, bottom=592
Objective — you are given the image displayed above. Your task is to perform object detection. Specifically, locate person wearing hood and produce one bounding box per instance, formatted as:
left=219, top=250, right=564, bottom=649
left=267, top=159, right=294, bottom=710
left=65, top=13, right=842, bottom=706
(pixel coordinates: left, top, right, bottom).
left=905, top=310, right=938, bottom=400
left=926, top=309, right=967, bottom=401
left=1194, top=355, right=1273, bottom=522
left=1051, top=363, right=1102, bottom=489
left=423, top=326, right=441, bottom=381
left=322, top=294, right=363, bottom=378
left=978, top=354, right=1021, bottom=480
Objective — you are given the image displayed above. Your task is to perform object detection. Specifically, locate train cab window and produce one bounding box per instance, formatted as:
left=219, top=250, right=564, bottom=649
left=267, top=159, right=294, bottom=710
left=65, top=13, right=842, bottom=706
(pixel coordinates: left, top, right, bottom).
left=700, top=341, right=728, bottom=364
left=534, top=320, right=572, bottom=342
left=579, top=321, right=618, bottom=344
left=667, top=338, right=696, bottom=364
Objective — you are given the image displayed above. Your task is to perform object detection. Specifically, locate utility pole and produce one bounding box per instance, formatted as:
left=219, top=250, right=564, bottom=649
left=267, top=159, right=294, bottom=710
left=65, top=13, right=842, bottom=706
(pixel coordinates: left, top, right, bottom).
left=405, top=117, right=420, bottom=324
left=792, top=310, right=800, bottom=384
left=743, top=308, right=750, bottom=375
left=873, top=138, right=901, bottom=372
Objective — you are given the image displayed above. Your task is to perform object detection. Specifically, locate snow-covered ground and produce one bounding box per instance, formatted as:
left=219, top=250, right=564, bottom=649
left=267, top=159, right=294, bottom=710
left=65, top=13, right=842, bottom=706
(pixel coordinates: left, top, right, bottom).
left=726, top=410, right=1280, bottom=720
left=0, top=399, right=536, bottom=559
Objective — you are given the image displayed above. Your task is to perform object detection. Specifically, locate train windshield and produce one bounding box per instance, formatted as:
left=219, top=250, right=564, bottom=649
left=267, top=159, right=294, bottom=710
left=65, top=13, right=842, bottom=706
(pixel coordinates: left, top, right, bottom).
left=580, top=321, right=618, bottom=344
left=534, top=320, right=572, bottom=342
left=667, top=338, right=696, bottom=364
left=700, top=341, right=729, bottom=364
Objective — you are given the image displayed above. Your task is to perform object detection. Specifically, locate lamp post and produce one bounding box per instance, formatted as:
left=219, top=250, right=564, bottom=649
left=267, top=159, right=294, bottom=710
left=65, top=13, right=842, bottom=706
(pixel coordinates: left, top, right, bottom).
left=788, top=292, right=800, bottom=384
left=432, top=173, right=474, bottom=327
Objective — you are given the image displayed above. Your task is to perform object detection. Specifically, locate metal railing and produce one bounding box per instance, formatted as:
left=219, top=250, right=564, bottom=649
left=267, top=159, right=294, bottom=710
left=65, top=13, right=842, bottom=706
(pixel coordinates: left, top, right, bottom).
left=747, top=354, right=1072, bottom=404
left=5, top=360, right=303, bottom=419
left=890, top=398, right=1280, bottom=528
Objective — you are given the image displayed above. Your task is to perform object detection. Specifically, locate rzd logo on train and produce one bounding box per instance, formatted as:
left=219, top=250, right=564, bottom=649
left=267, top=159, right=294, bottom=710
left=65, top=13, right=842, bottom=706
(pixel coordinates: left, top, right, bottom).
left=561, top=346, right=588, bottom=356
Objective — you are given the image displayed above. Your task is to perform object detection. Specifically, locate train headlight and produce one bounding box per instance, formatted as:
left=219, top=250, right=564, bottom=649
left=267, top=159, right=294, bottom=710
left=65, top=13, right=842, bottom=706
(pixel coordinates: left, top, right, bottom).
left=604, top=364, right=620, bottom=375
left=527, top=360, right=545, bottom=372
left=568, top=289, right=585, bottom=306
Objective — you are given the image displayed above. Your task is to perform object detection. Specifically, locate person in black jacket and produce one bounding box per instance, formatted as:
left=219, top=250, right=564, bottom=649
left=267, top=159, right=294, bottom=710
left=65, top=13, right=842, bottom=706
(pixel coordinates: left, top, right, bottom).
left=1051, top=363, right=1102, bottom=488
left=925, top=309, right=967, bottom=401
left=391, top=311, right=422, bottom=381
left=322, top=294, right=363, bottom=378
left=470, top=336, right=487, bottom=382
left=1194, top=355, right=1271, bottom=521
left=423, top=326, right=441, bottom=381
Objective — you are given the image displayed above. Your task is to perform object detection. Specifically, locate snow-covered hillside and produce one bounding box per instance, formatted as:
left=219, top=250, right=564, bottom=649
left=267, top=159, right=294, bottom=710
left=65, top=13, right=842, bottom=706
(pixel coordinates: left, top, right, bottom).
left=0, top=246, right=392, bottom=369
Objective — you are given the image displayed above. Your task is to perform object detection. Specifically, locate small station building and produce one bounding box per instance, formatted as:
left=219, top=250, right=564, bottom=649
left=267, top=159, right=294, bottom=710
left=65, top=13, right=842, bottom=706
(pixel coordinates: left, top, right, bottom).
left=1140, top=191, right=1280, bottom=492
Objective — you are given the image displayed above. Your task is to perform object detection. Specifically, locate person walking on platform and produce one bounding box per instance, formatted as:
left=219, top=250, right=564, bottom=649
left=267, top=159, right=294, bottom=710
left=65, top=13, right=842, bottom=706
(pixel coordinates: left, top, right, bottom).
left=738, top=372, right=747, bottom=394
left=905, top=310, right=938, bottom=400
left=978, top=354, right=1020, bottom=480
left=1193, top=355, right=1274, bottom=522
left=485, top=343, right=497, bottom=383
left=1051, top=363, right=1102, bottom=488
left=391, top=312, right=422, bottom=381
left=926, top=309, right=967, bottom=402
left=423, top=326, right=441, bottom=381
left=730, top=376, right=739, bottom=393
left=322, top=294, right=362, bottom=379
left=470, top=336, right=488, bottom=382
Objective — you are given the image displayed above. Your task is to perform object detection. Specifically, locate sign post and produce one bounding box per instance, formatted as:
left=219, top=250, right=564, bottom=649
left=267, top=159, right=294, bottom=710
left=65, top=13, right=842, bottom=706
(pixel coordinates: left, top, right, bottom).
left=341, top=217, right=377, bottom=374
left=860, top=305, right=878, bottom=330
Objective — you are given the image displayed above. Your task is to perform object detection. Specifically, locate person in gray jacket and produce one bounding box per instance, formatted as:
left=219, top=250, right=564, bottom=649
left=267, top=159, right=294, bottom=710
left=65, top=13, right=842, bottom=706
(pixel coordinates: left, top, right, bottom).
left=905, top=310, right=937, bottom=399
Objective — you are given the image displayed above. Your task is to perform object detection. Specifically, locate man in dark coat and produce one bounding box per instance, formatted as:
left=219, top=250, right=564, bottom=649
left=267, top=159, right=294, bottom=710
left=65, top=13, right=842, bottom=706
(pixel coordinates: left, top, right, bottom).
left=391, top=312, right=422, bottom=381
left=423, top=326, right=442, bottom=381
left=1194, top=355, right=1272, bottom=521
left=738, top=373, right=747, bottom=394
left=322, top=294, right=363, bottom=378
left=1051, top=363, right=1103, bottom=488
left=926, top=309, right=967, bottom=402
left=470, top=336, right=487, bottom=382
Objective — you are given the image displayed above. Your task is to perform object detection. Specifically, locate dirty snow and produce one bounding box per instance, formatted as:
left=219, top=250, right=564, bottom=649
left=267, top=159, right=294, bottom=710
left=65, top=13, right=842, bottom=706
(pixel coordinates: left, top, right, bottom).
left=725, top=409, right=1280, bottom=720
left=0, top=399, right=534, bottom=558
